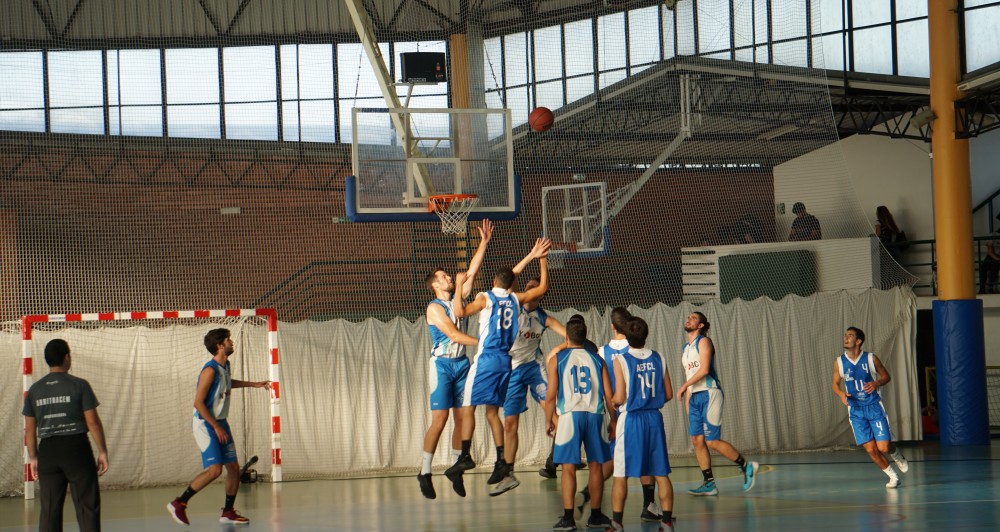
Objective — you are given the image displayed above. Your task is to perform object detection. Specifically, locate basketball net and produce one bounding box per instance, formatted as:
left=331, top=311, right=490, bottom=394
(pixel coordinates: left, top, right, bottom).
left=548, top=241, right=577, bottom=270
left=428, top=194, right=480, bottom=234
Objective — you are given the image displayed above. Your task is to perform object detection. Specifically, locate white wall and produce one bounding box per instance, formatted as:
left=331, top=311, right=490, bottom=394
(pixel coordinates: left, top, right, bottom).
left=777, top=129, right=1000, bottom=367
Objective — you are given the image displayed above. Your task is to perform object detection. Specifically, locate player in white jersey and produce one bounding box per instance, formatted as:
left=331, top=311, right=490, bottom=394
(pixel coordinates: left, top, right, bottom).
left=832, top=327, right=909, bottom=487
left=498, top=276, right=566, bottom=489
left=675, top=311, right=759, bottom=496
left=544, top=319, right=615, bottom=531
left=609, top=316, right=675, bottom=531
left=417, top=219, right=493, bottom=499
left=445, top=238, right=551, bottom=495
left=168, top=328, right=271, bottom=527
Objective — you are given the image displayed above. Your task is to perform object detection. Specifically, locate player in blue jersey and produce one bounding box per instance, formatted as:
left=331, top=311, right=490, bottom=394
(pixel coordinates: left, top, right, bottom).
left=675, top=312, right=758, bottom=496
left=608, top=316, right=675, bottom=531
left=544, top=318, right=616, bottom=530
left=573, top=308, right=660, bottom=520
left=418, top=219, right=494, bottom=499
left=832, top=327, right=909, bottom=488
left=444, top=238, right=551, bottom=496
left=168, top=328, right=271, bottom=527
left=499, top=275, right=566, bottom=489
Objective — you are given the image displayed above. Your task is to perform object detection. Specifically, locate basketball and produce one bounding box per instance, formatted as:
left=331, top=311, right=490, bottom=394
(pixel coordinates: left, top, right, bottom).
left=529, top=107, right=554, bottom=132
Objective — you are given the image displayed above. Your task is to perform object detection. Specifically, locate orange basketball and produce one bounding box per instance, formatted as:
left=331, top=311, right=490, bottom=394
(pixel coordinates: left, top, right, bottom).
left=529, top=107, right=554, bottom=132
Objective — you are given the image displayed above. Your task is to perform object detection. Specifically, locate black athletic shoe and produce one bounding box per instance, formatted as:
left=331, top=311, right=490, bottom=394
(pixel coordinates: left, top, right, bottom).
left=444, top=454, right=476, bottom=477
left=444, top=469, right=466, bottom=497
left=640, top=502, right=663, bottom=521
left=487, top=460, right=509, bottom=485
left=417, top=473, right=436, bottom=500
left=552, top=516, right=577, bottom=531
left=586, top=512, right=612, bottom=528
left=539, top=466, right=558, bottom=479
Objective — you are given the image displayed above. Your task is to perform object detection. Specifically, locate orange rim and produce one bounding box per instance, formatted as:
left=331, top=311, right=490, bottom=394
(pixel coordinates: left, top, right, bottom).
left=427, top=194, right=478, bottom=212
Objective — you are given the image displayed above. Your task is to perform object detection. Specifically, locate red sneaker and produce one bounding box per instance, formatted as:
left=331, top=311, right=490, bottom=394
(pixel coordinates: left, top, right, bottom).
left=220, top=508, right=250, bottom=525
left=166, top=499, right=189, bottom=526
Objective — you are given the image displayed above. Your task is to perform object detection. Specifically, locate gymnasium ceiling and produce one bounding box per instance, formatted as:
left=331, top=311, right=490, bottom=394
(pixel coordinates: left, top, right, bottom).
left=4, top=1, right=997, bottom=171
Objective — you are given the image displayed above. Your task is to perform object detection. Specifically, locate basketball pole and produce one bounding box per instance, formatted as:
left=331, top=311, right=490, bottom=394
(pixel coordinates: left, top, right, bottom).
left=341, top=0, right=434, bottom=197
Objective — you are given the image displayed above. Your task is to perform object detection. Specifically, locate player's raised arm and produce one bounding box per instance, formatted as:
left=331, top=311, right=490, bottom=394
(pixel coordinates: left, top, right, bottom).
left=427, top=298, right=479, bottom=346
left=460, top=219, right=493, bottom=298
left=512, top=237, right=551, bottom=276
left=452, top=271, right=488, bottom=319
left=517, top=240, right=551, bottom=305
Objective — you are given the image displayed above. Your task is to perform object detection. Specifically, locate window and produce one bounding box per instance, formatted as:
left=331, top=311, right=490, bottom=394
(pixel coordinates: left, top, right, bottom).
left=48, top=50, right=103, bottom=134
left=0, top=52, right=45, bottom=132
left=224, top=46, right=277, bottom=140
left=165, top=48, right=220, bottom=138
left=107, top=49, right=163, bottom=137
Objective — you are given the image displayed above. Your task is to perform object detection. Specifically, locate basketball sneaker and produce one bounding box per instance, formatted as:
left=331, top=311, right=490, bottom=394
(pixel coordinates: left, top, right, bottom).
left=489, top=473, right=520, bottom=496
left=640, top=502, right=663, bottom=521
left=688, top=480, right=718, bottom=496
left=886, top=473, right=900, bottom=489
left=605, top=521, right=624, bottom=531
left=553, top=516, right=577, bottom=531
left=539, top=465, right=558, bottom=479
left=417, top=473, right=436, bottom=499
left=444, top=469, right=467, bottom=497
left=742, top=461, right=759, bottom=492
left=166, top=499, right=189, bottom=526
left=444, top=454, right=476, bottom=477
left=586, top=512, right=612, bottom=528
left=487, top=459, right=510, bottom=485
left=219, top=508, right=250, bottom=525
left=891, top=450, right=909, bottom=473
left=659, top=521, right=674, bottom=531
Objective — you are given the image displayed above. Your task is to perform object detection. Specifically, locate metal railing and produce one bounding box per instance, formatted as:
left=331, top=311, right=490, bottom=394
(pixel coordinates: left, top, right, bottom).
left=900, top=235, right=999, bottom=296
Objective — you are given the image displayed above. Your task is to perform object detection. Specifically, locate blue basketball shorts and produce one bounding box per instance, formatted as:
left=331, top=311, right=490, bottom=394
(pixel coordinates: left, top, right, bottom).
left=503, top=360, right=547, bottom=416
left=688, top=389, right=723, bottom=441
left=553, top=411, right=612, bottom=465
left=848, top=401, right=893, bottom=445
left=428, top=355, right=470, bottom=411
left=462, top=351, right=513, bottom=407
left=614, top=409, right=671, bottom=478
left=193, top=417, right=237, bottom=469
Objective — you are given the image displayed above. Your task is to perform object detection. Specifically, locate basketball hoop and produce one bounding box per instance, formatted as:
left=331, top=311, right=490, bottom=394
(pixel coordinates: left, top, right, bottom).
left=428, top=194, right=480, bottom=234
left=548, top=241, right=577, bottom=269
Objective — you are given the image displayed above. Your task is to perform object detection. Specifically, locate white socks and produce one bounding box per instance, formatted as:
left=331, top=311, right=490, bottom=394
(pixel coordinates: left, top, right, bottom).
left=883, top=465, right=900, bottom=488
left=421, top=452, right=434, bottom=475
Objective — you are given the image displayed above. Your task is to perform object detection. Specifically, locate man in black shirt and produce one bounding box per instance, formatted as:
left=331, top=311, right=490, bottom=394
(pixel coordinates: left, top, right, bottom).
left=23, top=339, right=109, bottom=532
left=788, top=202, right=822, bottom=241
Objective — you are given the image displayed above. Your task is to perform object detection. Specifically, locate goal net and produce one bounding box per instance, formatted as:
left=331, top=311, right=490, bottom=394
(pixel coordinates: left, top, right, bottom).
left=4, top=309, right=280, bottom=498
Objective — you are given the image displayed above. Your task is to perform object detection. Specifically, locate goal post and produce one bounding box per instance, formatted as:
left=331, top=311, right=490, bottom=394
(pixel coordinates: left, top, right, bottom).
left=20, top=308, right=282, bottom=499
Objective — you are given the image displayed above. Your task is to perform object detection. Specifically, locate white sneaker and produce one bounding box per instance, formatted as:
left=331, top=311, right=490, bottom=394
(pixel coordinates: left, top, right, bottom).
left=892, top=451, right=909, bottom=473
left=489, top=473, right=520, bottom=497
left=886, top=475, right=900, bottom=489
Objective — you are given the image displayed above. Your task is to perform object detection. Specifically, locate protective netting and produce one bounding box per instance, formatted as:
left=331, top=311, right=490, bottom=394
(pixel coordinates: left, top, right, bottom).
left=0, top=0, right=921, bottom=495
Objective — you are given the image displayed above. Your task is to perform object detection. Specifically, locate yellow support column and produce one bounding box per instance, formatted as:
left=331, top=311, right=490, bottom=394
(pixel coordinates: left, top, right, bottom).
left=449, top=34, right=473, bottom=269
left=929, top=0, right=973, bottom=299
